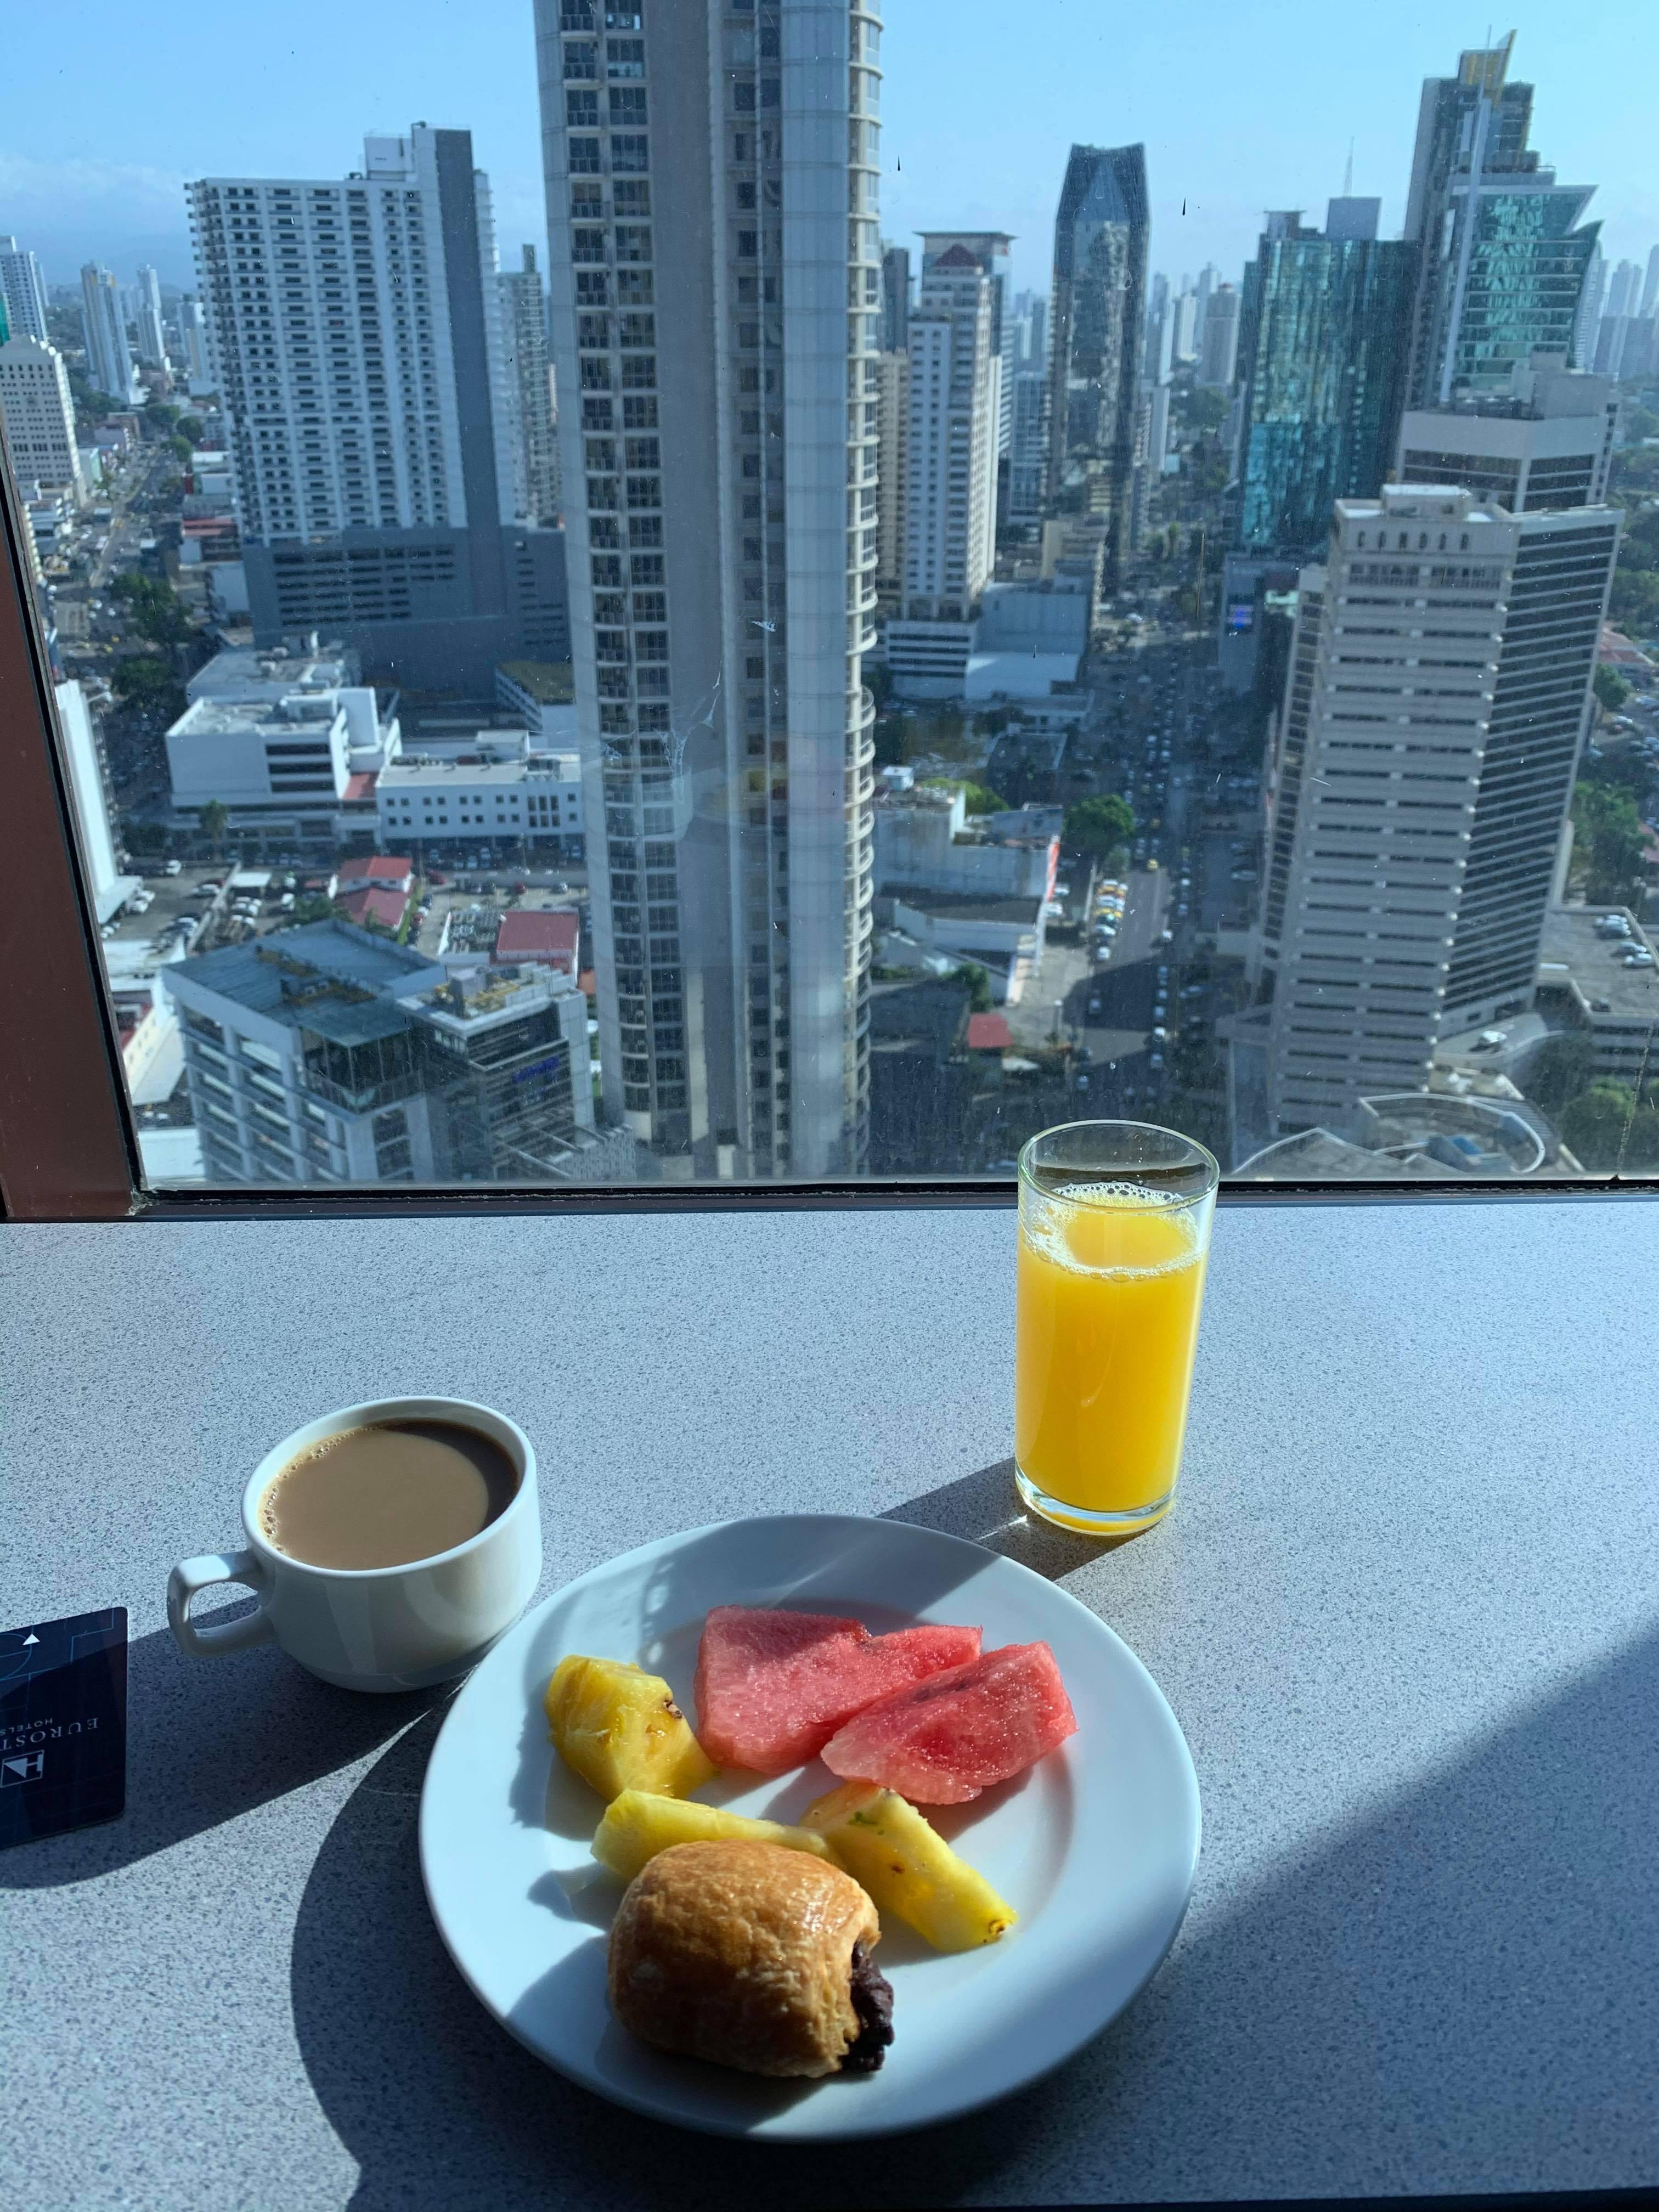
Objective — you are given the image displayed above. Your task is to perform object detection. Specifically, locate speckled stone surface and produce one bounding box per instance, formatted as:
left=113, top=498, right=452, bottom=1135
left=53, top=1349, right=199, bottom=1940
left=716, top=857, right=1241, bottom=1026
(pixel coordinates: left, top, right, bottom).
left=3, top=1200, right=1657, bottom=2209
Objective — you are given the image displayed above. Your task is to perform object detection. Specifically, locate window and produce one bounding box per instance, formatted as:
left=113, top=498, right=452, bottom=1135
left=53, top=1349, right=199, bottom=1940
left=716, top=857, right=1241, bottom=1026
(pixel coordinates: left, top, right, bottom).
left=3, top=9, right=1655, bottom=1216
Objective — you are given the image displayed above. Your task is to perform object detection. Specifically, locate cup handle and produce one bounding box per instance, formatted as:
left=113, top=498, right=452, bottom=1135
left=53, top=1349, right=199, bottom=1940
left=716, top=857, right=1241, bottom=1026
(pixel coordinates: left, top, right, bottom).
left=167, top=1550, right=276, bottom=1658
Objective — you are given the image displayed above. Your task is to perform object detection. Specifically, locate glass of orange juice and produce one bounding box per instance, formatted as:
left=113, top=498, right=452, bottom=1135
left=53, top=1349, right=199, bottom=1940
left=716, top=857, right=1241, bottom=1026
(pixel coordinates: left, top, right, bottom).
left=1015, top=1120, right=1218, bottom=1536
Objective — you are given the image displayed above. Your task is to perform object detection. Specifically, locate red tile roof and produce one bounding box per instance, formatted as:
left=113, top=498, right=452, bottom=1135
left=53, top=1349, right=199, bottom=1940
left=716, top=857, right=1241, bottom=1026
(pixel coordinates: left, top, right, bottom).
left=967, top=1012, right=1013, bottom=1050
left=337, top=887, right=409, bottom=933
left=496, top=909, right=580, bottom=971
left=336, top=853, right=410, bottom=884
left=342, top=771, right=379, bottom=801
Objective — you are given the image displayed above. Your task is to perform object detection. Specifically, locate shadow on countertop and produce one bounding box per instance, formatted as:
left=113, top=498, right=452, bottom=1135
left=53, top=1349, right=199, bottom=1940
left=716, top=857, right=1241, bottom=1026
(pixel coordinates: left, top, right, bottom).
left=287, top=1621, right=1659, bottom=2210
left=884, top=1456, right=1139, bottom=1579
left=0, top=1619, right=447, bottom=1891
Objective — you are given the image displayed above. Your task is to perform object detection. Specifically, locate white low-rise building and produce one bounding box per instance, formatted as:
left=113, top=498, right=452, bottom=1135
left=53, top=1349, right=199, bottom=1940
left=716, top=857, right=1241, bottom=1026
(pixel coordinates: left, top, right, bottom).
left=376, top=751, right=584, bottom=855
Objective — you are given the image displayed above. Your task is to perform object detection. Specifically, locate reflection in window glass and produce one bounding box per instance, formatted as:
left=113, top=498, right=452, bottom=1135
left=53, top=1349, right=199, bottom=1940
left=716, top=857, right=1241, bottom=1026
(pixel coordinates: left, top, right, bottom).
left=5, top=10, right=1657, bottom=1192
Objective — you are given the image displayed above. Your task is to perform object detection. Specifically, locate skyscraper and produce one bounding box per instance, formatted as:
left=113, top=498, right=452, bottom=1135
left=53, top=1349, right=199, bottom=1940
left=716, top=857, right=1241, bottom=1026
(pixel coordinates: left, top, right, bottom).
left=500, top=245, right=561, bottom=526
left=134, top=266, right=168, bottom=369
left=1198, top=283, right=1240, bottom=387
left=1233, top=204, right=1415, bottom=555
left=534, top=0, right=880, bottom=1181
left=881, top=242, right=910, bottom=352
left=1640, top=245, right=1659, bottom=321
left=179, top=297, right=210, bottom=384
left=1396, top=354, right=1616, bottom=513
left=1573, top=246, right=1606, bottom=368
left=918, top=232, right=1013, bottom=459
left=0, top=236, right=51, bottom=346
left=1007, top=366, right=1050, bottom=524
left=1254, top=482, right=1620, bottom=1133
left=903, top=246, right=997, bottom=618
left=0, top=335, right=86, bottom=501
left=79, top=263, right=139, bottom=406
left=187, top=127, right=568, bottom=689
left=1047, top=142, right=1149, bottom=590
left=1403, top=36, right=1601, bottom=404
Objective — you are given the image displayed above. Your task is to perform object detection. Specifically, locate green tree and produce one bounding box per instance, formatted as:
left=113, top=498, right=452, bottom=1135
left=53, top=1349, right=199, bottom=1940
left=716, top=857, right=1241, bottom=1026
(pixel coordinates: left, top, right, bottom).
left=293, top=894, right=336, bottom=924
left=177, top=414, right=206, bottom=445
left=1593, top=664, right=1633, bottom=715
left=199, top=799, right=230, bottom=857
left=1558, top=1080, right=1659, bottom=1172
left=1572, top=780, right=1646, bottom=904
left=111, top=572, right=191, bottom=645
left=961, top=782, right=1007, bottom=816
left=1526, top=1032, right=1595, bottom=1115
left=111, top=655, right=184, bottom=721
left=1065, top=793, right=1136, bottom=857
left=960, top=963, right=994, bottom=1015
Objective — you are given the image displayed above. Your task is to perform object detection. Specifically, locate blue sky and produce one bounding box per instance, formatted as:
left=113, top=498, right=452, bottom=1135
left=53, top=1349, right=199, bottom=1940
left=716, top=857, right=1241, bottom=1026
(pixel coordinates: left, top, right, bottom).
left=5, top=1, right=1655, bottom=299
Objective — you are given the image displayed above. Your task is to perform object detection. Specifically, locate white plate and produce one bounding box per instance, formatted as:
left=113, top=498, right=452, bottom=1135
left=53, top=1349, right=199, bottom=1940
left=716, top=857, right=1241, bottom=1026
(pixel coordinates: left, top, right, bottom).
left=419, top=1513, right=1200, bottom=2139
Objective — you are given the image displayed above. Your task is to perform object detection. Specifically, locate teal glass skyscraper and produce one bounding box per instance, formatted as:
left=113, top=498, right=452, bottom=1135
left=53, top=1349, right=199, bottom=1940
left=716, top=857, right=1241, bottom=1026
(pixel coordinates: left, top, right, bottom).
left=1233, top=205, right=1416, bottom=555
left=1404, top=36, right=1601, bottom=404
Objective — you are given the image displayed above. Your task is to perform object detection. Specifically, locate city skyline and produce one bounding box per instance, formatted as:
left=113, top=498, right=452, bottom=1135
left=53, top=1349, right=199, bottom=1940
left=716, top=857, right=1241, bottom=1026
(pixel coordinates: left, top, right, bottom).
left=4, top=3, right=1657, bottom=299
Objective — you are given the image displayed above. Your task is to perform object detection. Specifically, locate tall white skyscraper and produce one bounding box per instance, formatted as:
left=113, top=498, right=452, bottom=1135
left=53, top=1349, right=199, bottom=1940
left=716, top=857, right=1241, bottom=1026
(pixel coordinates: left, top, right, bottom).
left=179, top=297, right=210, bottom=383
left=534, top=0, right=881, bottom=1180
left=134, top=266, right=168, bottom=369
left=0, top=236, right=51, bottom=345
left=903, top=246, right=997, bottom=617
left=499, top=245, right=561, bottom=525
left=874, top=348, right=910, bottom=616
left=187, top=126, right=567, bottom=686
left=0, top=336, right=86, bottom=501
left=79, top=263, right=139, bottom=405
left=919, top=232, right=1012, bottom=459
left=1574, top=245, right=1606, bottom=368
left=1255, top=481, right=1620, bottom=1133
left=1172, top=287, right=1200, bottom=363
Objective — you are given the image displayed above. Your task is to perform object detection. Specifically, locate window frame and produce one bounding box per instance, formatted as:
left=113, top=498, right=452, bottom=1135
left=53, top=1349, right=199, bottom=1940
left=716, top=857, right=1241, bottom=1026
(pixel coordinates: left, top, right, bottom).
left=2, top=436, right=1655, bottom=1221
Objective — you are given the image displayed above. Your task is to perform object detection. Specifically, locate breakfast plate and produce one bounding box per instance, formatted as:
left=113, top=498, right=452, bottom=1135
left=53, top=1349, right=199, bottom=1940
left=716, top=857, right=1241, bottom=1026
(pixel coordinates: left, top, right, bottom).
left=419, top=1511, right=1200, bottom=2138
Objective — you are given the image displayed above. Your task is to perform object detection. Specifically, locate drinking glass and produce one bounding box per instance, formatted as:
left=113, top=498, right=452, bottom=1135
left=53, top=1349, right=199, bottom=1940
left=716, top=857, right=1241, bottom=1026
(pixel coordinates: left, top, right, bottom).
left=1015, top=1120, right=1219, bottom=1536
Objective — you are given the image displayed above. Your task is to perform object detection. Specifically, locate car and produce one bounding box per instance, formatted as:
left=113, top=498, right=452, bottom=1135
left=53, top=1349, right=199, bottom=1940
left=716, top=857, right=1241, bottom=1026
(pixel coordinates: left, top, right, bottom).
left=1159, top=929, right=1174, bottom=946
left=1230, top=867, right=1258, bottom=882
left=1589, top=997, right=1612, bottom=1012
left=1086, top=996, right=1102, bottom=1018
left=163, top=859, right=182, bottom=876
left=1152, top=1025, right=1169, bottom=1041
left=1149, top=1052, right=1165, bottom=1071
left=1075, top=1073, right=1091, bottom=1091
left=428, top=871, right=449, bottom=887
left=1177, top=903, right=1189, bottom=918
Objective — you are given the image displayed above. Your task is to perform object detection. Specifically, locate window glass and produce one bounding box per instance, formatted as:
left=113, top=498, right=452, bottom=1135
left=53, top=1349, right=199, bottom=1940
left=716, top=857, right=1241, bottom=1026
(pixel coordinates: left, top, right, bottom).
left=5, top=6, right=1656, bottom=1193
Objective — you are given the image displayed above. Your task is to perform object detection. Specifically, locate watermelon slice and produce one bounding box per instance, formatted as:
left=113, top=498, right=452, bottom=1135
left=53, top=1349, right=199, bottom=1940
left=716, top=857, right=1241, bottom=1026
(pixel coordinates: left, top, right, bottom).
left=820, top=1641, right=1077, bottom=1803
left=693, top=1606, right=983, bottom=1775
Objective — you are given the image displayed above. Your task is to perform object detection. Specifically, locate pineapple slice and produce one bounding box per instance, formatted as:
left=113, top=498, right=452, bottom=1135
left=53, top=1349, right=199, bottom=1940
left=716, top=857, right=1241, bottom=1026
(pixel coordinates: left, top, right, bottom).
left=591, top=1788, right=835, bottom=1883
left=804, top=1780, right=1017, bottom=1951
left=544, top=1655, right=717, bottom=1802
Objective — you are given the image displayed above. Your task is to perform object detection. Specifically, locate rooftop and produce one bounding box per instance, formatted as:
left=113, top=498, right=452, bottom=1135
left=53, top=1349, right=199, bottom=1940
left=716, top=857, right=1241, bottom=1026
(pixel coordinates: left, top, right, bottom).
left=966, top=1013, right=1013, bottom=1051
left=496, top=658, right=575, bottom=704
left=336, top=887, right=409, bottom=934
left=172, top=695, right=342, bottom=739
left=495, top=910, right=579, bottom=967
left=379, top=757, right=571, bottom=786
left=336, top=855, right=412, bottom=885
left=171, top=923, right=441, bottom=1044
left=1538, top=906, right=1659, bottom=1022
left=889, top=889, right=1046, bottom=924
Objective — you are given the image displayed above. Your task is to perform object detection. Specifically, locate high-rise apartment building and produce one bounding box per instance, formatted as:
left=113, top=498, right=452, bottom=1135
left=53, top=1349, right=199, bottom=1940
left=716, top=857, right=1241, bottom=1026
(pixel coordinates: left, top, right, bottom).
left=1172, top=286, right=1200, bottom=364
left=0, top=336, right=86, bottom=501
left=500, top=245, right=561, bottom=525
left=1233, top=204, right=1415, bottom=555
left=903, top=246, right=997, bottom=617
left=1048, top=142, right=1149, bottom=590
left=80, top=263, right=140, bottom=406
left=534, top=0, right=880, bottom=1181
left=1403, top=36, right=1601, bottom=404
left=1012, top=289, right=1047, bottom=368
left=881, top=242, right=910, bottom=352
left=1198, top=283, right=1240, bottom=387
left=1254, top=482, right=1620, bottom=1133
left=874, top=348, right=909, bottom=617
left=134, top=266, right=168, bottom=369
left=919, top=232, right=1013, bottom=459
left=1574, top=245, right=1606, bottom=369
left=188, top=127, right=568, bottom=689
left=0, top=237, right=51, bottom=346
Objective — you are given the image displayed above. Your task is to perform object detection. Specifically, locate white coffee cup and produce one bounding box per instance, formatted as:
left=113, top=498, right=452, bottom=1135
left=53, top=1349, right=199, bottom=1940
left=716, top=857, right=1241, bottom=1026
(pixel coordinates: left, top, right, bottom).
left=166, top=1396, right=541, bottom=1692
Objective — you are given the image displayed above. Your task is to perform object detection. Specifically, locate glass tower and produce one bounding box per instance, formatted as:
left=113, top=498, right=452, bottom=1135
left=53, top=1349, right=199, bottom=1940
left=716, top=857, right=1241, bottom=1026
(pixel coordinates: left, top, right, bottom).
left=1047, top=143, right=1149, bottom=590
left=1404, top=37, right=1601, bottom=404
left=1233, top=208, right=1416, bottom=556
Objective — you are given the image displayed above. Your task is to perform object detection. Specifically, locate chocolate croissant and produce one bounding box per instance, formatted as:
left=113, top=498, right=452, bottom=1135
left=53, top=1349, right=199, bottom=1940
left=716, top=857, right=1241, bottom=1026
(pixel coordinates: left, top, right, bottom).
left=607, top=1838, right=894, bottom=2078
